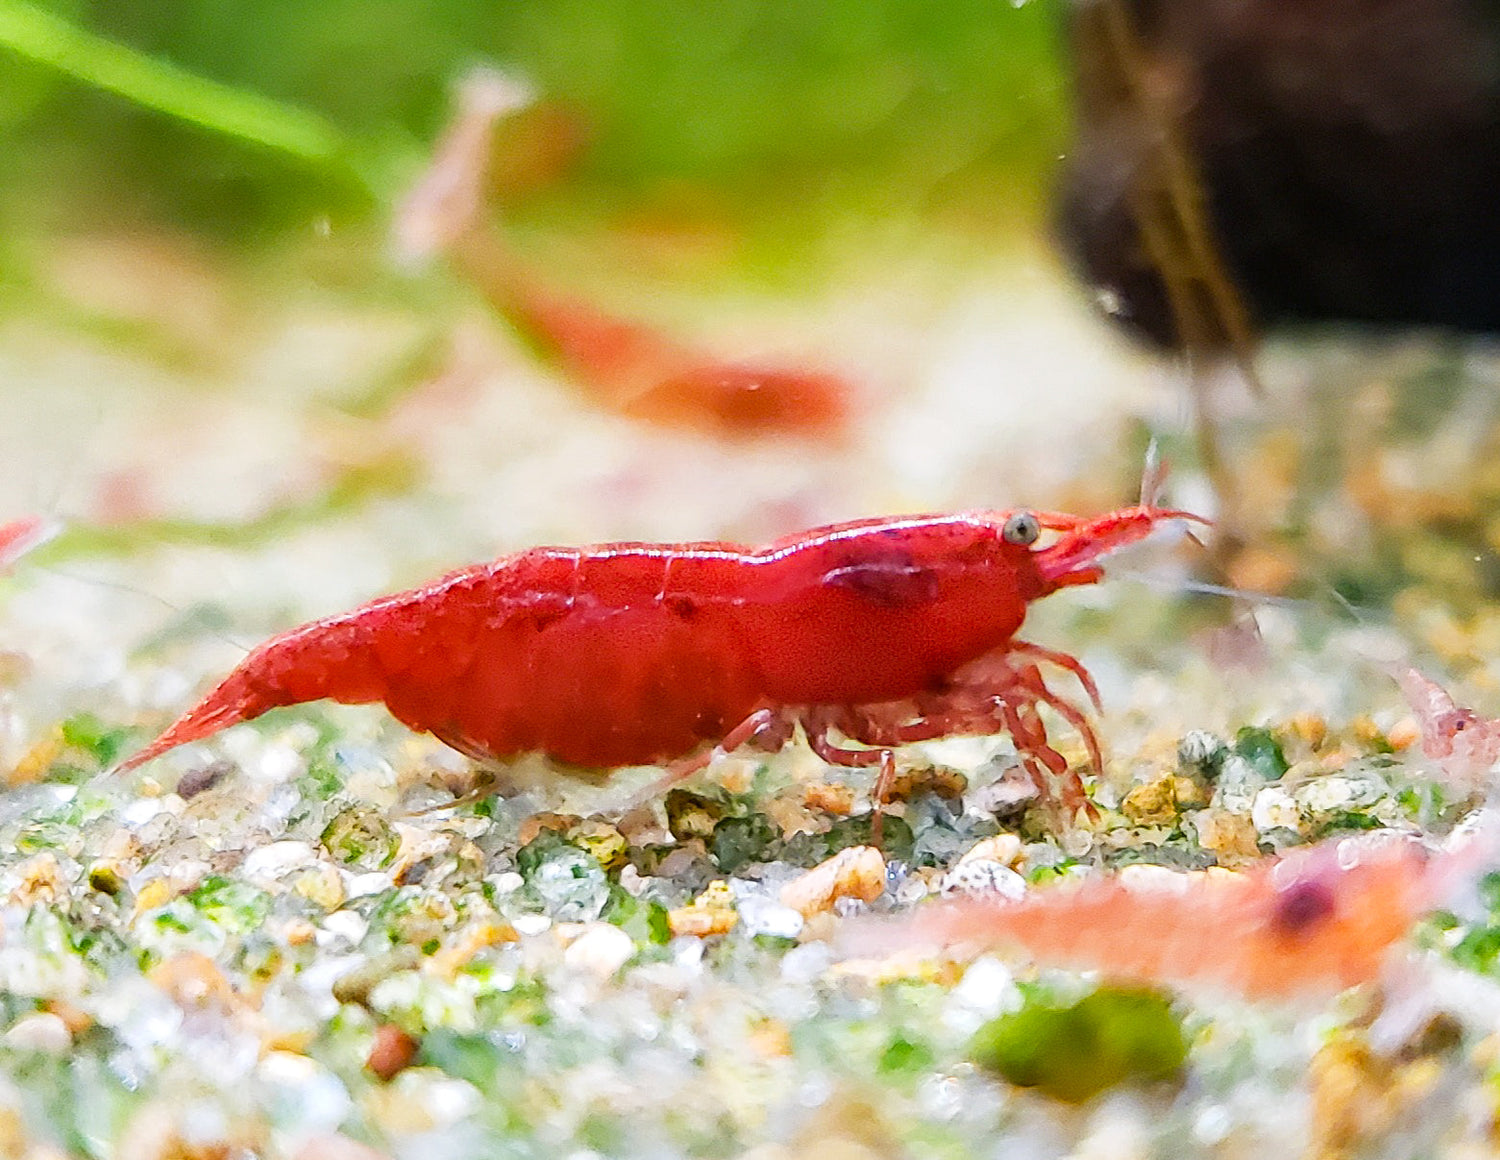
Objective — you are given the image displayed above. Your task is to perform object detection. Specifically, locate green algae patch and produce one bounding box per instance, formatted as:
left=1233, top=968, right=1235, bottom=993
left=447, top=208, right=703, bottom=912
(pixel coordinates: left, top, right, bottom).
left=970, top=986, right=1187, bottom=1103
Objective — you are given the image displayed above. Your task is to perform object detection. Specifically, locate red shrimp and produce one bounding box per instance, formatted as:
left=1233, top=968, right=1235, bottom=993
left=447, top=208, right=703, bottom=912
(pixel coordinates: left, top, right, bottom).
left=118, top=496, right=1202, bottom=822
left=888, top=825, right=1491, bottom=1000
left=0, top=517, right=58, bottom=571
left=395, top=69, right=852, bottom=440
left=1394, top=666, right=1500, bottom=796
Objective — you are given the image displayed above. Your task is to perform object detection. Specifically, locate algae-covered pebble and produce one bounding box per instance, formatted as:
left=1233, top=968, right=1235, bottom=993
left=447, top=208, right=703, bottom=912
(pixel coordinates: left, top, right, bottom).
left=571, top=819, right=628, bottom=871
left=667, top=878, right=739, bottom=937
left=1121, top=777, right=1179, bottom=825
left=321, top=808, right=399, bottom=871
left=970, top=986, right=1187, bottom=1102
left=87, top=859, right=127, bottom=895
left=711, top=813, right=778, bottom=873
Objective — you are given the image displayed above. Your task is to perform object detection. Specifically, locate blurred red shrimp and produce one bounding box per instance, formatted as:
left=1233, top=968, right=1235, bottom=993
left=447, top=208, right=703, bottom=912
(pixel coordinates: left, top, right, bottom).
left=1394, top=667, right=1500, bottom=796
left=395, top=68, right=852, bottom=440
left=0, top=517, right=58, bottom=571
left=882, top=824, right=1496, bottom=1000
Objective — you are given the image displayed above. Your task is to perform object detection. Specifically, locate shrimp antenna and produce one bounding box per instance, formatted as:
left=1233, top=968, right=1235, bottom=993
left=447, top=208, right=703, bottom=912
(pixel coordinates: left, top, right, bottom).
left=1138, top=437, right=1166, bottom=507
left=38, top=565, right=253, bottom=655
left=1114, top=568, right=1376, bottom=625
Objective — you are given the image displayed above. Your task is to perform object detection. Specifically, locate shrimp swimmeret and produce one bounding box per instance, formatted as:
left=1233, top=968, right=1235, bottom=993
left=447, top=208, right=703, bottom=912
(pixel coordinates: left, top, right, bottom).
left=891, top=824, right=1494, bottom=1000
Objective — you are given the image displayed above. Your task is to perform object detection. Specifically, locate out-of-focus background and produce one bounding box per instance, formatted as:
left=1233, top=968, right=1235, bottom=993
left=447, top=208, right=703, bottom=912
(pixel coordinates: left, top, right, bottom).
left=12, top=6, right=1500, bottom=1158
left=1, top=0, right=1168, bottom=578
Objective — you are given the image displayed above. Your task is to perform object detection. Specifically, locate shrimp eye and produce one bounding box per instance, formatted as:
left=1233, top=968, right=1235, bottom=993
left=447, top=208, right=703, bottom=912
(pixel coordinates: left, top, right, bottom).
left=1002, top=512, right=1040, bottom=546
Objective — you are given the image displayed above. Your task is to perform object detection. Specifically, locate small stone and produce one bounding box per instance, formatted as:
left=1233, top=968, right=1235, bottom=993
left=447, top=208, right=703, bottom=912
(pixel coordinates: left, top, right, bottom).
left=130, top=876, right=175, bottom=919
left=1251, top=786, right=1302, bottom=833
left=320, top=909, right=369, bottom=946
left=366, top=1024, right=419, bottom=1081
left=281, top=919, right=318, bottom=946
left=664, top=880, right=741, bottom=937
left=1121, top=777, right=1179, bottom=825
left=4, top=1012, right=71, bottom=1054
left=1349, top=716, right=1388, bottom=750
left=149, top=952, right=239, bottom=1012
left=88, top=860, right=127, bottom=895
left=747, top=1019, right=794, bottom=1059
left=512, top=914, right=551, bottom=936
left=1296, top=773, right=1385, bottom=819
left=562, top=923, right=636, bottom=977
left=939, top=860, right=1027, bottom=901
left=664, top=790, right=723, bottom=841
left=571, top=819, right=628, bottom=871
left=321, top=808, right=398, bottom=871
left=736, top=894, right=805, bottom=939
left=425, top=919, right=518, bottom=981
left=45, top=999, right=92, bottom=1036
left=9, top=852, right=67, bottom=907
left=1177, top=731, right=1227, bottom=775
left=8, top=729, right=62, bottom=787
left=1289, top=713, right=1329, bottom=751
left=243, top=840, right=320, bottom=881
left=1387, top=717, right=1421, bottom=751
left=667, top=905, right=737, bottom=938
left=883, top=761, right=967, bottom=804
left=332, top=948, right=423, bottom=1007
left=780, top=846, right=886, bottom=918
left=957, top=834, right=1023, bottom=868
left=804, top=781, right=856, bottom=815
left=294, top=864, right=346, bottom=911
left=1192, top=808, right=1261, bottom=865
left=175, top=760, right=231, bottom=799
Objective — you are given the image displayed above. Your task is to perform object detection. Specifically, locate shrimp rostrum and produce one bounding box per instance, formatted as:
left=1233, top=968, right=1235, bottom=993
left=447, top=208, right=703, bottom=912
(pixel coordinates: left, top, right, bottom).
left=120, top=496, right=1203, bottom=820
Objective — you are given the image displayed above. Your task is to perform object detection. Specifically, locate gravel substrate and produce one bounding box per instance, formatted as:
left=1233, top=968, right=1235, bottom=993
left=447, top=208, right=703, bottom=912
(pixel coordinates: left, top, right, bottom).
left=5, top=242, right=1500, bottom=1158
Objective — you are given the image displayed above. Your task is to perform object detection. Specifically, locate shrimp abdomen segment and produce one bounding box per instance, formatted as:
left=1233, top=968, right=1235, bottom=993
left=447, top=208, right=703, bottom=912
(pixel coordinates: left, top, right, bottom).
left=373, top=547, right=765, bottom=767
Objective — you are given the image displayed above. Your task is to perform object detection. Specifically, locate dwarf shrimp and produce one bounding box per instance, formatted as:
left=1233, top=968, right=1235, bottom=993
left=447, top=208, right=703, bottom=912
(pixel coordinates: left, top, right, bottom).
left=887, top=823, right=1498, bottom=1000
left=396, top=69, right=852, bottom=440
left=1394, top=667, right=1500, bottom=798
left=0, top=517, right=58, bottom=571
left=118, top=493, right=1202, bottom=825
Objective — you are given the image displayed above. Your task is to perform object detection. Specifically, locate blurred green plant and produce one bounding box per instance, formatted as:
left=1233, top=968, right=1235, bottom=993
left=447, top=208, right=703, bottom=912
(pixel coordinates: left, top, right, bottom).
left=0, top=0, right=1068, bottom=251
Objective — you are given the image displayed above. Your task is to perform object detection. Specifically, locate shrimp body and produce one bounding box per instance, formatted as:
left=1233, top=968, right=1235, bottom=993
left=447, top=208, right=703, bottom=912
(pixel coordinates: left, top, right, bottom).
left=903, top=833, right=1447, bottom=999
left=397, top=69, right=851, bottom=440
left=120, top=499, right=1200, bottom=812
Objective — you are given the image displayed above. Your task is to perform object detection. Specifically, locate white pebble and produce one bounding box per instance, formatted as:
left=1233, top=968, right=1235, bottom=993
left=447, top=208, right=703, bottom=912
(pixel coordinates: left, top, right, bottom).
left=243, top=841, right=319, bottom=881
left=562, top=924, right=636, bottom=978
left=1296, top=776, right=1357, bottom=815
left=343, top=872, right=390, bottom=898
left=736, top=894, right=805, bottom=940
left=939, top=860, right=1026, bottom=901
left=318, top=910, right=368, bottom=947
left=4, top=1012, right=71, bottom=1054
left=121, top=798, right=164, bottom=826
left=1251, top=786, right=1301, bottom=833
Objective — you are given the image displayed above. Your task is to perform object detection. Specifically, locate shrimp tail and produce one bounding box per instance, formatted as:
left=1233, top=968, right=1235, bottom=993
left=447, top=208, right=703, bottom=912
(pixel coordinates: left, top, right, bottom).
left=118, top=616, right=390, bottom=772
